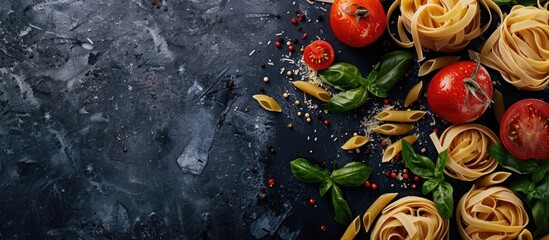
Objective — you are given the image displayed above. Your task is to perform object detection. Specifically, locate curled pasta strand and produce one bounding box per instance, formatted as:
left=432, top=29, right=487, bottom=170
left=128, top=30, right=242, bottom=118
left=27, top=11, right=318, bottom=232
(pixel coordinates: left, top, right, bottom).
left=430, top=124, right=499, bottom=181
left=457, top=186, right=529, bottom=240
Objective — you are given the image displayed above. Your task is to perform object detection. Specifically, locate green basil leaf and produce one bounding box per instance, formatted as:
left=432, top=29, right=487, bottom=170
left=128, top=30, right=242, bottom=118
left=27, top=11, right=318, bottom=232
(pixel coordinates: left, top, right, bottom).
left=433, top=181, right=454, bottom=219
left=319, top=62, right=365, bottom=91
left=533, top=169, right=545, bottom=183
left=532, top=201, right=549, bottom=237
left=422, top=178, right=440, bottom=195
left=331, top=162, right=373, bottom=187
left=365, top=68, right=377, bottom=85
left=532, top=176, right=549, bottom=202
left=493, top=0, right=512, bottom=5
left=510, top=178, right=535, bottom=196
left=434, top=150, right=448, bottom=180
left=331, top=184, right=352, bottom=225
left=512, top=0, right=537, bottom=6
left=319, top=177, right=333, bottom=197
left=324, top=86, right=369, bottom=114
left=365, top=82, right=387, bottom=98
left=290, top=158, right=329, bottom=184
left=402, top=141, right=436, bottom=179
left=368, top=51, right=413, bottom=98
left=489, top=142, right=539, bottom=174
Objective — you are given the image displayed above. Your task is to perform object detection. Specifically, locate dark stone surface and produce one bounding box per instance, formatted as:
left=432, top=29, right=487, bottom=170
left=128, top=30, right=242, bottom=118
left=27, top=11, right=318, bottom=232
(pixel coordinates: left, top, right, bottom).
left=1, top=0, right=548, bottom=239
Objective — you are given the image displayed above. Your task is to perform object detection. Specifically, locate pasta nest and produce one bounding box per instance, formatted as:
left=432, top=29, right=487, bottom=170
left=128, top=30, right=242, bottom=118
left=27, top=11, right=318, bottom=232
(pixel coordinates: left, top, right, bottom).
left=370, top=196, right=450, bottom=240
left=457, top=186, right=529, bottom=240
left=431, top=124, right=499, bottom=181
left=387, top=0, right=502, bottom=61
left=478, top=2, right=549, bottom=91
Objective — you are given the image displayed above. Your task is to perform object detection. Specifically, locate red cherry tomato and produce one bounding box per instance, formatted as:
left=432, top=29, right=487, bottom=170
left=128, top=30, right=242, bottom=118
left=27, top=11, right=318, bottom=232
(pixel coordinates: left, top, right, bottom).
left=427, top=61, right=493, bottom=124
left=329, top=0, right=386, bottom=48
left=500, top=99, right=549, bottom=160
left=303, top=40, right=335, bottom=70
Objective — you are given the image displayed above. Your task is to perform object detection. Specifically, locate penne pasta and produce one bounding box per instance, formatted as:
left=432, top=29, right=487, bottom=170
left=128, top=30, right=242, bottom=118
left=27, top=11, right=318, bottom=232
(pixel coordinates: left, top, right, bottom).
left=404, top=81, right=423, bottom=107
left=541, top=234, right=549, bottom=240
left=362, top=193, right=398, bottom=233
left=382, top=135, right=418, bottom=162
left=372, top=123, right=413, bottom=136
left=518, top=229, right=533, bottom=240
left=252, top=94, right=282, bottom=112
left=418, top=56, right=460, bottom=76
left=492, top=89, right=505, bottom=124
left=341, top=135, right=371, bottom=150
left=341, top=216, right=361, bottom=240
left=474, top=171, right=511, bottom=188
left=292, top=81, right=331, bottom=102
left=375, top=110, right=426, bottom=123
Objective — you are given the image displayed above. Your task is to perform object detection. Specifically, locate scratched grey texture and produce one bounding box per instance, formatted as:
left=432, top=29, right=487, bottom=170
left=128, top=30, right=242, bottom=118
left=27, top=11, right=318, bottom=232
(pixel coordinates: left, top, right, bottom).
left=2, top=1, right=548, bottom=240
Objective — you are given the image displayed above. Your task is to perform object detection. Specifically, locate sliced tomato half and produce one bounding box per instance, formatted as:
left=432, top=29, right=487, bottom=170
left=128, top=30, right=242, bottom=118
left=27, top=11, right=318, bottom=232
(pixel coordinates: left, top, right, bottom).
left=303, top=40, right=335, bottom=70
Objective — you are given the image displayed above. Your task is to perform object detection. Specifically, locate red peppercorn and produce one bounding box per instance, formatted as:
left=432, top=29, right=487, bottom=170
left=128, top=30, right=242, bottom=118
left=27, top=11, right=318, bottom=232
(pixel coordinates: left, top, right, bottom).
left=308, top=198, right=316, bottom=205
left=381, top=140, right=388, bottom=148
left=384, top=171, right=390, bottom=177
left=298, top=14, right=305, bottom=21
left=268, top=178, right=275, bottom=187
left=301, top=33, right=308, bottom=39
left=414, top=175, right=420, bottom=181
left=434, top=128, right=439, bottom=135
left=394, top=154, right=400, bottom=160
left=364, top=181, right=371, bottom=188
left=320, top=225, right=327, bottom=231
left=288, top=45, right=294, bottom=51
left=384, top=99, right=389, bottom=105
left=403, top=169, right=408, bottom=174
left=411, top=183, right=417, bottom=189
left=371, top=183, right=378, bottom=190
left=402, top=173, right=409, bottom=179
left=291, top=18, right=298, bottom=24
left=275, top=41, right=281, bottom=48
left=323, top=120, right=329, bottom=125
left=390, top=172, right=397, bottom=178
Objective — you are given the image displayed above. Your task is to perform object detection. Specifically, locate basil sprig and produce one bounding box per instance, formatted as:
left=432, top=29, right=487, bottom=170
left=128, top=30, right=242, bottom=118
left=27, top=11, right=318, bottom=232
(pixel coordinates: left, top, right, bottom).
left=290, top=158, right=373, bottom=225
left=319, top=51, right=413, bottom=113
left=489, top=142, right=549, bottom=237
left=401, top=141, right=454, bottom=219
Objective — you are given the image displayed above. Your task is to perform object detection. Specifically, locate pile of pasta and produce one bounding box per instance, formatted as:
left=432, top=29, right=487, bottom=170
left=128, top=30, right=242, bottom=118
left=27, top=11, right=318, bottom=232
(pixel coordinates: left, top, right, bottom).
left=477, top=1, right=549, bottom=91
left=430, top=124, right=499, bottom=181
left=457, top=174, right=530, bottom=240
left=369, top=196, right=450, bottom=239
left=387, top=0, right=502, bottom=61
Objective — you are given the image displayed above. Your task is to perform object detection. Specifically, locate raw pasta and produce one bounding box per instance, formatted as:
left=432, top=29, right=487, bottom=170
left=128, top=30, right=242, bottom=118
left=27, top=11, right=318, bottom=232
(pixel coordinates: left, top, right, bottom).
left=492, top=89, right=505, bottom=124
left=382, top=135, right=418, bottom=162
left=252, top=94, right=282, bottom=112
left=430, top=124, right=499, bottom=181
left=341, top=135, right=371, bottom=150
left=341, top=216, right=361, bottom=240
left=372, top=123, right=414, bottom=136
left=362, top=193, right=398, bottom=232
left=457, top=185, right=529, bottom=240
left=293, top=81, right=331, bottom=102
left=404, top=81, right=423, bottom=107
left=474, top=171, right=511, bottom=188
left=370, top=196, right=449, bottom=240
left=418, top=56, right=460, bottom=76
left=518, top=229, right=533, bottom=240
left=387, top=0, right=502, bottom=61
left=375, top=110, right=426, bottom=122
left=477, top=3, right=549, bottom=91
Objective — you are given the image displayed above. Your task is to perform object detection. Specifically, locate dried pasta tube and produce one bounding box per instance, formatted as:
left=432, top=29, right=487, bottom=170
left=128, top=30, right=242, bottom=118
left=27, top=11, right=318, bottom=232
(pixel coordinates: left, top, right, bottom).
left=382, top=135, right=418, bottom=162
left=252, top=94, right=282, bottom=112
left=293, top=81, right=331, bottom=102
left=372, top=123, right=413, bottom=136
left=341, top=135, right=371, bottom=150
left=361, top=193, right=398, bottom=232
left=474, top=171, right=511, bottom=188
left=404, top=81, right=423, bottom=107
left=375, top=110, right=426, bottom=123
left=340, top=216, right=361, bottom=240
left=418, top=56, right=460, bottom=76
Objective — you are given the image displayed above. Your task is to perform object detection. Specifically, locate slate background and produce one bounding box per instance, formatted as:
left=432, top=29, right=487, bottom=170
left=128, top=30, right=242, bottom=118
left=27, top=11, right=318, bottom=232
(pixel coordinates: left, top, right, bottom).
left=1, top=0, right=548, bottom=239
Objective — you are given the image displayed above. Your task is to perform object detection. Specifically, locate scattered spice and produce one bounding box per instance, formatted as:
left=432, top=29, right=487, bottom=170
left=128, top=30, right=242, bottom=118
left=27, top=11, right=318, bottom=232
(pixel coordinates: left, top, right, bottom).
left=291, top=18, right=298, bottom=24
left=371, top=183, right=378, bottom=190
left=301, top=33, right=308, bottom=39
left=288, top=45, right=295, bottom=52
left=411, top=183, right=417, bottom=189
left=308, top=198, right=316, bottom=205
left=275, top=41, right=282, bottom=48
left=414, top=175, right=420, bottom=181
left=364, top=181, right=371, bottom=188
left=283, top=92, right=289, bottom=98
left=323, top=119, right=330, bottom=126
left=287, top=123, right=293, bottom=128
left=263, top=76, right=269, bottom=82
left=320, top=225, right=327, bottom=231
left=402, top=173, right=409, bottom=179
left=260, top=63, right=266, bottom=68
left=306, top=117, right=312, bottom=123
left=268, top=178, right=275, bottom=187
left=390, top=172, right=397, bottom=178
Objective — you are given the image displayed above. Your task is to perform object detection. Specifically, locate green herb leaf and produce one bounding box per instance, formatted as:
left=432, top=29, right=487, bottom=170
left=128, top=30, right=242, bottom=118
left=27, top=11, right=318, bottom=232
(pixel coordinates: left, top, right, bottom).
left=290, top=158, right=329, bottom=183
left=532, top=175, right=549, bottom=202
left=319, top=177, right=333, bottom=197
left=433, top=181, right=454, bottom=219
left=510, top=178, right=535, bottom=196
left=324, top=86, right=369, bottom=114
left=489, top=142, right=539, bottom=174
left=422, top=178, right=440, bottom=195
left=331, top=184, right=352, bottom=225
left=532, top=201, right=549, bottom=237
left=367, top=51, right=413, bottom=98
left=434, top=150, right=448, bottom=180
left=331, top=162, right=373, bottom=187
left=402, top=141, right=436, bottom=179
left=492, top=0, right=512, bottom=5
left=533, top=169, right=545, bottom=183
left=319, top=62, right=365, bottom=91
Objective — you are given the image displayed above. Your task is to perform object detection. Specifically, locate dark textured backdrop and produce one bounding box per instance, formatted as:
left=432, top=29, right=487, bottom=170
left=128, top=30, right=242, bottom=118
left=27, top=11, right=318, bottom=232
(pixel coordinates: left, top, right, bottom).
left=1, top=0, right=548, bottom=239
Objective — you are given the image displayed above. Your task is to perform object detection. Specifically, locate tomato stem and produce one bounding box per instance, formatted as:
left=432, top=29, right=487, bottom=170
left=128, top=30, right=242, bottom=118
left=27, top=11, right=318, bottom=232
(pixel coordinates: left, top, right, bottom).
left=463, top=56, right=491, bottom=108
left=341, top=4, right=370, bottom=27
